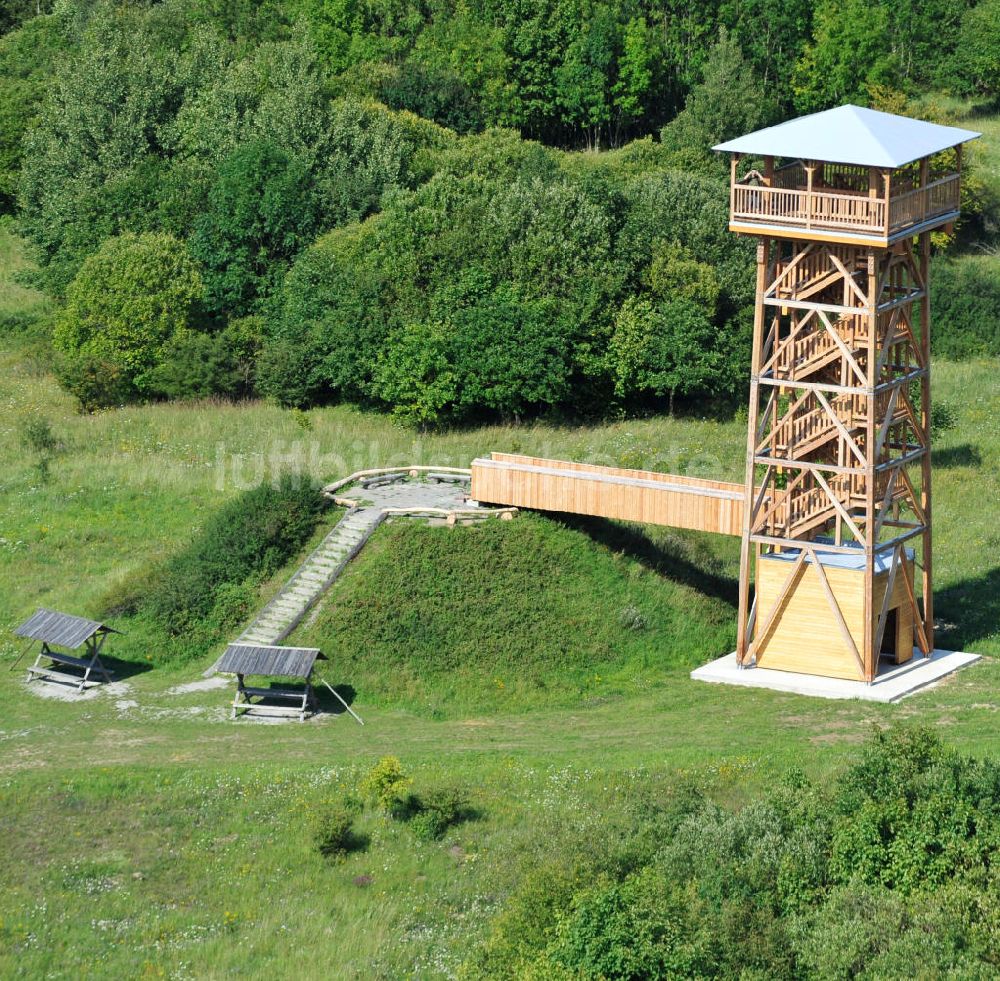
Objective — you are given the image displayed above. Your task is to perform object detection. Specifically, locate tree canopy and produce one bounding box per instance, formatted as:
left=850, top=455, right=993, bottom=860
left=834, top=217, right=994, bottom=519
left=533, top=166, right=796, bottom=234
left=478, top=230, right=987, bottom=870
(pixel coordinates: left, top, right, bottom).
left=2, top=0, right=997, bottom=422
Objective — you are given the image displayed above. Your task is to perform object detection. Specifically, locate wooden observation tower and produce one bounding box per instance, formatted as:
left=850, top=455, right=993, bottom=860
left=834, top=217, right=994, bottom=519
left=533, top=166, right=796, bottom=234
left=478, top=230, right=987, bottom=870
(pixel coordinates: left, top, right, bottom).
left=471, top=105, right=981, bottom=688
left=715, top=106, right=980, bottom=682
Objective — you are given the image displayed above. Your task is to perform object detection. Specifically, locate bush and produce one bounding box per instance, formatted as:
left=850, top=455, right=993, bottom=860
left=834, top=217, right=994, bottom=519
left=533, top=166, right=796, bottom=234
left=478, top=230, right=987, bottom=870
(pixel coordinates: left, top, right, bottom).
left=408, top=785, right=471, bottom=841
left=648, top=240, right=721, bottom=312
left=53, top=232, right=204, bottom=409
left=550, top=870, right=716, bottom=979
left=608, top=296, right=726, bottom=412
left=618, top=606, right=647, bottom=631
left=258, top=221, right=390, bottom=407
left=358, top=756, right=411, bottom=815
left=142, top=472, right=325, bottom=636
left=371, top=320, right=457, bottom=428
left=141, top=318, right=262, bottom=401
left=257, top=134, right=757, bottom=424
left=370, top=275, right=575, bottom=427
left=465, top=727, right=1000, bottom=979
left=319, top=98, right=448, bottom=222
left=19, top=416, right=60, bottom=484
left=311, top=804, right=360, bottom=860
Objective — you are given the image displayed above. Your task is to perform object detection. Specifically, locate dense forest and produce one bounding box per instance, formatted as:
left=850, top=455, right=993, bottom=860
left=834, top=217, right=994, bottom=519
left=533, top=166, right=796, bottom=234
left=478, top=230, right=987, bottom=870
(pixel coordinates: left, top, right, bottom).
left=1, top=0, right=999, bottom=423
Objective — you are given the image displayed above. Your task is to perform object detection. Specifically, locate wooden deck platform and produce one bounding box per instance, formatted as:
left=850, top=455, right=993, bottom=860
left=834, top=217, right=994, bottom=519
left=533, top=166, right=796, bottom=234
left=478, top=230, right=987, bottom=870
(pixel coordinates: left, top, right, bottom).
left=471, top=454, right=744, bottom=536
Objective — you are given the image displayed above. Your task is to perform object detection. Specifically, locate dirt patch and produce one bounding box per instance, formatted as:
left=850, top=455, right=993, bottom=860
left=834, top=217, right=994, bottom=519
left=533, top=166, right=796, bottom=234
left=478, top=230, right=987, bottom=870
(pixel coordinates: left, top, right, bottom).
left=165, top=677, right=231, bottom=696
left=23, top=678, right=134, bottom=703
left=808, top=718, right=873, bottom=746
left=230, top=710, right=333, bottom=726
left=124, top=704, right=229, bottom=724
left=95, top=729, right=167, bottom=750
left=0, top=745, right=46, bottom=773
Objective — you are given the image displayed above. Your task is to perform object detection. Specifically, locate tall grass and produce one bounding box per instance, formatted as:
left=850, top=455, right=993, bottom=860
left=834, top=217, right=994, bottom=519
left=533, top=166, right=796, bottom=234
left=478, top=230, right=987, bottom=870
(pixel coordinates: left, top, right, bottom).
left=0, top=221, right=50, bottom=322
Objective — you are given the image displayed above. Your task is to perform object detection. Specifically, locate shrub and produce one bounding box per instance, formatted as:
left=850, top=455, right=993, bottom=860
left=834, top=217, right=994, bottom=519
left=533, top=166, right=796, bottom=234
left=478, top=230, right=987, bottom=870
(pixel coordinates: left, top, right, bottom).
left=143, top=472, right=325, bottom=636
left=444, top=279, right=572, bottom=422
left=311, top=804, right=360, bottom=860
left=19, top=416, right=59, bottom=484
left=618, top=606, right=647, bottom=631
left=608, top=296, right=725, bottom=412
left=261, top=155, right=753, bottom=423
left=319, top=98, right=446, bottom=222
left=258, top=221, right=390, bottom=407
left=648, top=240, right=721, bottom=312
left=931, top=400, right=957, bottom=435
left=408, top=785, right=471, bottom=841
left=792, top=883, right=908, bottom=979
left=142, top=318, right=262, bottom=401
left=19, top=417, right=57, bottom=456
left=549, top=870, right=716, bottom=980
left=358, top=756, right=411, bottom=815
left=828, top=726, right=1000, bottom=894
left=371, top=320, right=458, bottom=428
left=465, top=728, right=1000, bottom=979
left=53, top=232, right=204, bottom=409
left=371, top=275, right=575, bottom=427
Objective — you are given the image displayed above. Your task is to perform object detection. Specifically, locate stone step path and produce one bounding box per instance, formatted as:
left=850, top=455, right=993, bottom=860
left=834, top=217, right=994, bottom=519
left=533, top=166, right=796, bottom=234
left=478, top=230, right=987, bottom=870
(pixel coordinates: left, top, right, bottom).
left=206, top=470, right=514, bottom=677
left=236, top=507, right=385, bottom=647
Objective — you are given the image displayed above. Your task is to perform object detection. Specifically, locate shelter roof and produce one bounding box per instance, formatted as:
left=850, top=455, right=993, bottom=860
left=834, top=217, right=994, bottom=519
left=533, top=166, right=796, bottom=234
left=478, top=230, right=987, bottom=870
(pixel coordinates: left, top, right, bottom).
left=217, top=643, right=326, bottom=678
left=14, top=608, right=116, bottom=649
left=714, top=105, right=980, bottom=168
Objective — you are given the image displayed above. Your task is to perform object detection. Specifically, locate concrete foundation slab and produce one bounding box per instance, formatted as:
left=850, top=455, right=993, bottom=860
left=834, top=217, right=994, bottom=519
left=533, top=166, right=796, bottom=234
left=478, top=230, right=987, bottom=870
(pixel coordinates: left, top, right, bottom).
left=691, top=649, right=983, bottom=703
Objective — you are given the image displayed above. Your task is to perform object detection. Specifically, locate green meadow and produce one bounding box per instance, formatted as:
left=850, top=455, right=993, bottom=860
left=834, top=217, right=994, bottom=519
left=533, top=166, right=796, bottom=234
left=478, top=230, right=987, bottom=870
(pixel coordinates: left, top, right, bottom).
left=2, top=219, right=1000, bottom=976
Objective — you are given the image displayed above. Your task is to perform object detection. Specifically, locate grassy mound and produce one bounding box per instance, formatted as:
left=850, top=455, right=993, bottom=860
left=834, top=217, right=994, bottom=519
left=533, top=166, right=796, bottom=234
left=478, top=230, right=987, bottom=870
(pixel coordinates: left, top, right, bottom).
left=297, top=513, right=736, bottom=715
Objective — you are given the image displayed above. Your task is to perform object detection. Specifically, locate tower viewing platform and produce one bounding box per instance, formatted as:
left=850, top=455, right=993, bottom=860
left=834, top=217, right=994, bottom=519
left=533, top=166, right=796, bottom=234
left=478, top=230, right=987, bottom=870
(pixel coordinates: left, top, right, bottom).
left=715, top=105, right=980, bottom=247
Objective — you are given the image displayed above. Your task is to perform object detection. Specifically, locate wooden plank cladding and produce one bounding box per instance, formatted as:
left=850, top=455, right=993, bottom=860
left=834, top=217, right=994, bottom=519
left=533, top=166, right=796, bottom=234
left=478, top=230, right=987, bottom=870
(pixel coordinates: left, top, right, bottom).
left=471, top=454, right=744, bottom=536
left=753, top=549, right=915, bottom=681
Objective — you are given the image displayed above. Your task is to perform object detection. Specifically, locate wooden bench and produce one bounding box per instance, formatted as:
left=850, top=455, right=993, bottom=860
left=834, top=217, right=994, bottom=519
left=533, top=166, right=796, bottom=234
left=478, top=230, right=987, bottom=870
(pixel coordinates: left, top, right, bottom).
left=27, top=645, right=113, bottom=692
left=16, top=609, right=119, bottom=694
left=232, top=677, right=316, bottom=722
left=427, top=472, right=471, bottom=485
left=361, top=473, right=406, bottom=490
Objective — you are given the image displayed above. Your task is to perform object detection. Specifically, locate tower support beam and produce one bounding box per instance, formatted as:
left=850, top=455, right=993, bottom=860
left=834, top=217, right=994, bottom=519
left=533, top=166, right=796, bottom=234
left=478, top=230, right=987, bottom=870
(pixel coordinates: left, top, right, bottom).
left=737, top=236, right=933, bottom=680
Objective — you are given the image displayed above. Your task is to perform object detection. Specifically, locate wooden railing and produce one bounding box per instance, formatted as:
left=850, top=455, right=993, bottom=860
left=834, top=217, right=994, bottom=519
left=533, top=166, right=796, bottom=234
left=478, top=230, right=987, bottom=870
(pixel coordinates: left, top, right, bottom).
left=471, top=454, right=745, bottom=536
left=732, top=173, right=960, bottom=239
left=733, top=185, right=886, bottom=234
left=888, top=174, right=960, bottom=233
left=772, top=318, right=869, bottom=380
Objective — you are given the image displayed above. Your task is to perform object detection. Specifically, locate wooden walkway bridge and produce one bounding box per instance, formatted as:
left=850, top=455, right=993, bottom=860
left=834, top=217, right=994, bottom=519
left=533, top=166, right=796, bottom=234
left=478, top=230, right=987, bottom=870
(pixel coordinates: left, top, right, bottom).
left=471, top=454, right=745, bottom=536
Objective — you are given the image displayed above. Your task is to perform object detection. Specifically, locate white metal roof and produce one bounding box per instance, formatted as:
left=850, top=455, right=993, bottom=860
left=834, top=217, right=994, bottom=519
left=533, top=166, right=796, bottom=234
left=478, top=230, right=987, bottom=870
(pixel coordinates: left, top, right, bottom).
left=713, top=104, right=980, bottom=168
